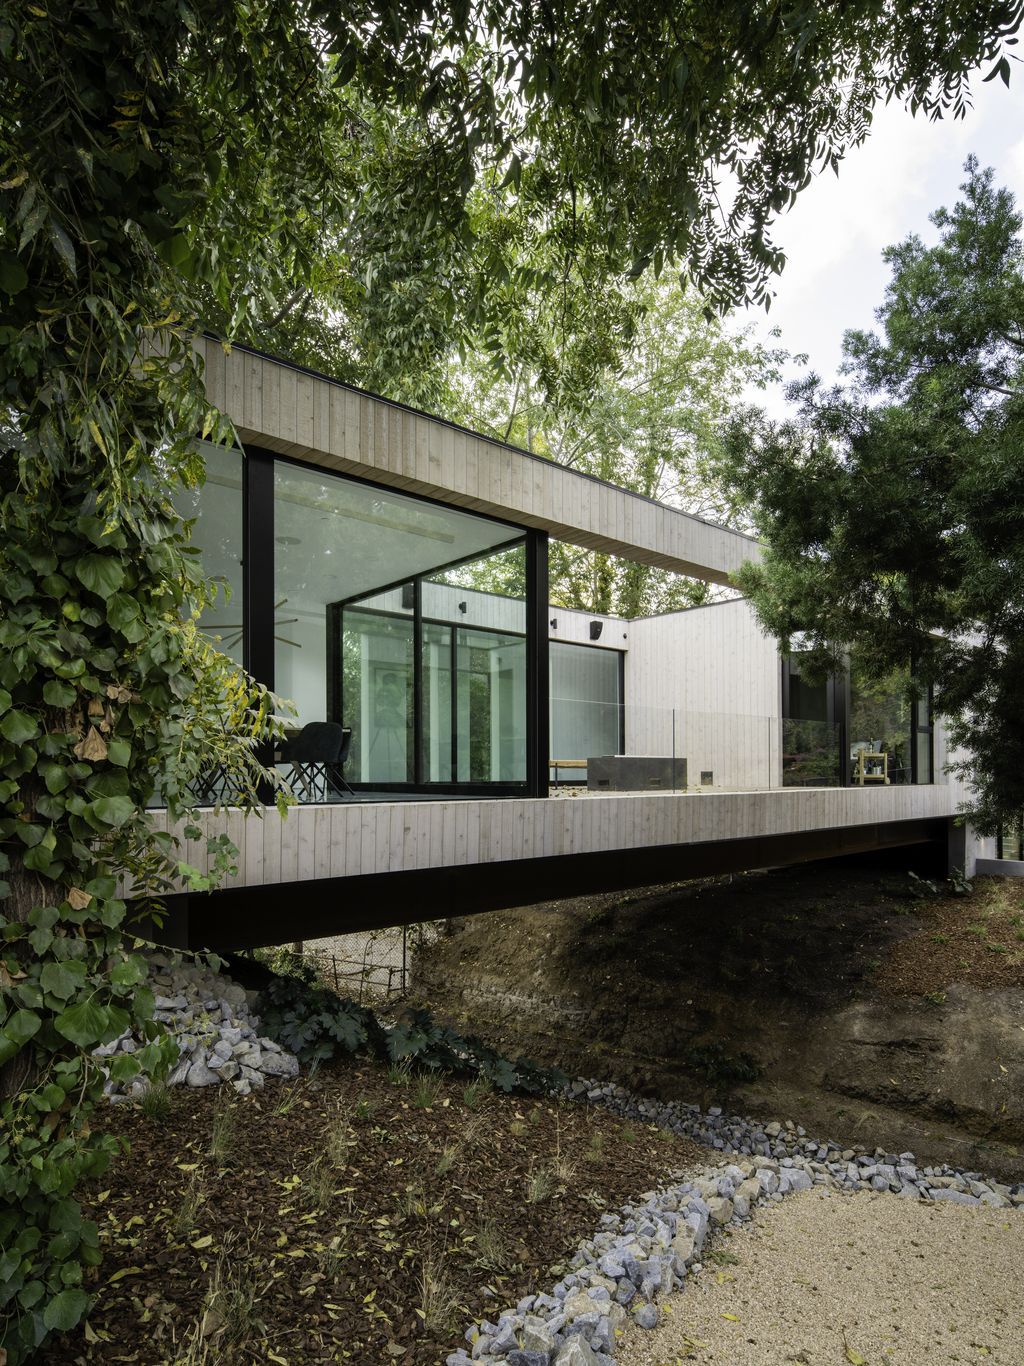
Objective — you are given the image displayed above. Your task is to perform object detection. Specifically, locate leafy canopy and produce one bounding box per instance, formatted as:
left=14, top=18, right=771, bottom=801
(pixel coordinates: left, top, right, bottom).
left=717, top=158, right=1024, bottom=832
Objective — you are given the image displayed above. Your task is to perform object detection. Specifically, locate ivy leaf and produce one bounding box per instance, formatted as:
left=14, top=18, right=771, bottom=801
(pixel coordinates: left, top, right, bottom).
left=106, top=737, right=131, bottom=767
left=40, top=959, right=88, bottom=1001
left=110, top=956, right=146, bottom=987
left=0, top=249, right=28, bottom=295
left=76, top=554, right=124, bottom=600
left=0, top=709, right=39, bottom=743
left=0, top=1007, right=42, bottom=1065
left=43, top=680, right=77, bottom=708
left=42, top=1287, right=90, bottom=1332
left=54, top=1000, right=109, bottom=1047
left=87, top=795, right=136, bottom=827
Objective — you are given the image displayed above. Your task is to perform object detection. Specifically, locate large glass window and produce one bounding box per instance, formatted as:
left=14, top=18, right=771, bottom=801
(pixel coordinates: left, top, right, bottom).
left=273, top=456, right=524, bottom=725
left=550, top=642, right=622, bottom=780
left=782, top=652, right=841, bottom=787
left=848, top=656, right=913, bottom=786
left=175, top=441, right=245, bottom=666
left=333, top=522, right=528, bottom=790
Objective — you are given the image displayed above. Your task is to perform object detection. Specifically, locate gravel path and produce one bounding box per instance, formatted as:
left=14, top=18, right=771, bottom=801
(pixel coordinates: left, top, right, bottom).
left=618, top=1186, right=1024, bottom=1366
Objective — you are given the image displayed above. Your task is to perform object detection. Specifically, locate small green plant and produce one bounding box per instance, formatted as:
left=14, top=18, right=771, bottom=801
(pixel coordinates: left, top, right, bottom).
left=324, top=1113, right=354, bottom=1169
left=986, top=941, right=1009, bottom=954
left=707, top=1249, right=741, bottom=1266
left=315, top=1234, right=348, bottom=1281
left=274, top=1084, right=302, bottom=1116
left=923, top=990, right=947, bottom=1007
left=907, top=870, right=942, bottom=899
left=302, top=1158, right=336, bottom=1210
left=585, top=1130, right=605, bottom=1163
left=509, top=1119, right=527, bottom=1137
left=207, top=1093, right=237, bottom=1166
left=621, top=1125, right=638, bottom=1144
left=139, top=1081, right=173, bottom=1123
left=412, top=1072, right=444, bottom=1109
left=353, top=1098, right=374, bottom=1121
left=178, top=1234, right=267, bottom=1361
left=470, top=1216, right=512, bottom=1272
left=435, top=1145, right=458, bottom=1176
left=930, top=933, right=949, bottom=945
left=967, top=922, right=987, bottom=938
left=525, top=1167, right=554, bottom=1203
left=170, top=1172, right=206, bottom=1241
left=416, top=1248, right=462, bottom=1334
left=462, top=1077, right=491, bottom=1110
left=947, top=866, right=974, bottom=896
left=387, top=1060, right=412, bottom=1087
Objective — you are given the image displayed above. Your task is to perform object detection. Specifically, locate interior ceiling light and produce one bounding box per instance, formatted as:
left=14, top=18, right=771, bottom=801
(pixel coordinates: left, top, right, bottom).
left=216, top=598, right=301, bottom=650
left=275, top=535, right=301, bottom=546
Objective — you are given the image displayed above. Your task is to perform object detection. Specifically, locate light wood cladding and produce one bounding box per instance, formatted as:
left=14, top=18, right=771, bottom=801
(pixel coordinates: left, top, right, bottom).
left=194, top=338, right=761, bottom=587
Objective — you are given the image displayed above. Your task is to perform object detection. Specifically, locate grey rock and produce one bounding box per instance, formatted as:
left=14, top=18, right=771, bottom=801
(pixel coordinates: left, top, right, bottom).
left=555, top=1338, right=601, bottom=1366
left=633, top=1303, right=659, bottom=1330
left=186, top=1060, right=220, bottom=1087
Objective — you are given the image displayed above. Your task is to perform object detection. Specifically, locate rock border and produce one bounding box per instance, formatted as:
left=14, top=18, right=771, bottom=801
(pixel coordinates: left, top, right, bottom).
left=446, top=1077, right=1024, bottom=1366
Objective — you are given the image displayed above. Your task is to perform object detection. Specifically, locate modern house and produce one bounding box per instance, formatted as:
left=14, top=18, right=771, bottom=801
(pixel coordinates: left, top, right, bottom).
left=157, top=339, right=1000, bottom=950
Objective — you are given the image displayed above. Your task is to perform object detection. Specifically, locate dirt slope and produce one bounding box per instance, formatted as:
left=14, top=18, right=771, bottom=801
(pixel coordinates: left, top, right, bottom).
left=412, top=863, right=1024, bottom=1182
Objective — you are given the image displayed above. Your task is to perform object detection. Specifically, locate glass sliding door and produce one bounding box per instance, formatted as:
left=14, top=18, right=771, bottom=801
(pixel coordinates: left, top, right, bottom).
left=341, top=593, right=415, bottom=783
left=455, top=630, right=527, bottom=783
left=421, top=621, right=453, bottom=783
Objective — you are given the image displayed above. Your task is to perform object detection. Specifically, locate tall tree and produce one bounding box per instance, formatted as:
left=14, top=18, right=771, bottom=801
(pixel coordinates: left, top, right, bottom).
left=717, top=158, right=1024, bottom=833
left=448, top=278, right=785, bottom=616
left=2, top=4, right=1023, bottom=1357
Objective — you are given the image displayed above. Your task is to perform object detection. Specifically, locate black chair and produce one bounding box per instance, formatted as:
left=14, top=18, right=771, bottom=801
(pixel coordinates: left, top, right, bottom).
left=280, top=722, right=354, bottom=801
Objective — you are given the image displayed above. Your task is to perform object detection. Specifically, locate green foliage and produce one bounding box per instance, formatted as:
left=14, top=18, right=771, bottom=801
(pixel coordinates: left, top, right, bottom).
left=254, top=966, right=566, bottom=1096
left=718, top=158, right=1024, bottom=833
left=445, top=277, right=787, bottom=617
left=684, top=1042, right=762, bottom=1088
left=2, top=4, right=1021, bottom=1356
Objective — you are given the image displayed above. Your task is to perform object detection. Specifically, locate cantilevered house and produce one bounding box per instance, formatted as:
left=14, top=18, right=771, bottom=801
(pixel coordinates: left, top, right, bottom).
left=156, top=340, right=1003, bottom=950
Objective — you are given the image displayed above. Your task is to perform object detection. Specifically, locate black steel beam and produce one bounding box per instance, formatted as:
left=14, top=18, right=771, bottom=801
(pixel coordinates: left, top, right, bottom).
left=162, top=817, right=949, bottom=951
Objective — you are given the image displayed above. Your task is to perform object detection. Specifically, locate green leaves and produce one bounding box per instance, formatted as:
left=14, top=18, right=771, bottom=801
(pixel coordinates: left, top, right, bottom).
left=42, top=1287, right=90, bottom=1332
left=53, top=1000, right=111, bottom=1048
left=75, top=555, right=124, bottom=600
left=0, top=1008, right=42, bottom=1065
left=86, top=796, right=136, bottom=828
left=40, top=960, right=88, bottom=1002
left=0, top=710, right=39, bottom=743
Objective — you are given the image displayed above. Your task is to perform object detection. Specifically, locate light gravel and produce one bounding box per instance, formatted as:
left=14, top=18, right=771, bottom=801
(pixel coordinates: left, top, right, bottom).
left=618, top=1186, right=1024, bottom=1366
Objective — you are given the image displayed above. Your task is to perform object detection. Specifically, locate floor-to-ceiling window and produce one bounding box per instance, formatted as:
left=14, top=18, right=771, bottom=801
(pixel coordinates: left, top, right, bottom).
left=782, top=649, right=934, bottom=787
left=336, top=544, right=528, bottom=790
left=781, top=652, right=842, bottom=787
left=549, top=641, right=623, bottom=780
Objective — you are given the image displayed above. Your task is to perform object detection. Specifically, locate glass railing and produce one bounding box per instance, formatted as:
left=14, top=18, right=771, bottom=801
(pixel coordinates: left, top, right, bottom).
left=781, top=718, right=842, bottom=788
left=550, top=700, right=784, bottom=792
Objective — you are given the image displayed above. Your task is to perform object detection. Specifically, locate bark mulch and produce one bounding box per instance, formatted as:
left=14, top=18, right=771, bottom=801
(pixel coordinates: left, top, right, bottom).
left=38, top=1062, right=711, bottom=1366
left=874, top=874, right=1024, bottom=998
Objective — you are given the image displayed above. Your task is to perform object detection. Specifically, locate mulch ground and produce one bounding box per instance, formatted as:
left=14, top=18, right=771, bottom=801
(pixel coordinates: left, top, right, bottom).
left=38, top=1063, right=711, bottom=1366
left=874, top=874, right=1024, bottom=998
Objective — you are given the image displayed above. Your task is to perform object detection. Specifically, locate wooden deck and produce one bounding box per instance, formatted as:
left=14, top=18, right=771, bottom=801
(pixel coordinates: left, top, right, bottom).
left=156, top=783, right=963, bottom=894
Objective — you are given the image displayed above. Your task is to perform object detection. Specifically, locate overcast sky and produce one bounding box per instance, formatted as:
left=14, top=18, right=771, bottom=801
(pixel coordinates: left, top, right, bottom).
left=741, top=70, right=1024, bottom=416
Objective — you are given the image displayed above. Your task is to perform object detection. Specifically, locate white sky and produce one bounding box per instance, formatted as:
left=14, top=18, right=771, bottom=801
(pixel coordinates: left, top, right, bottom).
left=741, top=71, right=1024, bottom=416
